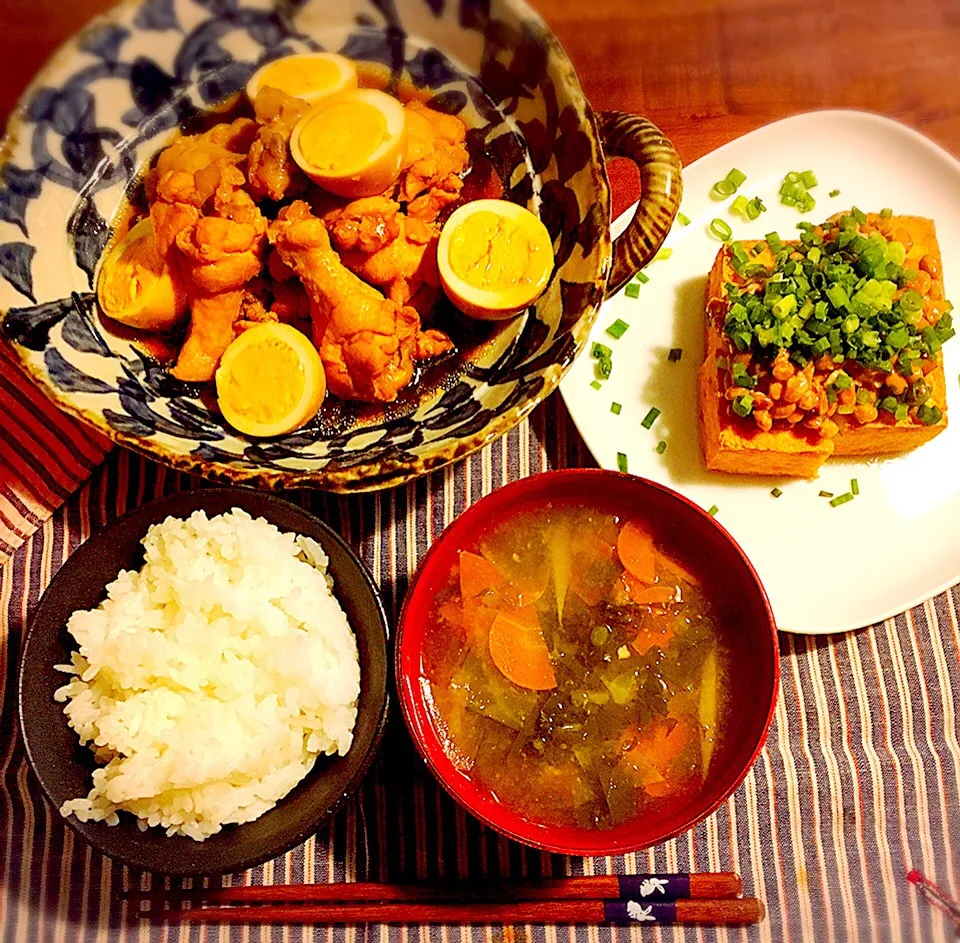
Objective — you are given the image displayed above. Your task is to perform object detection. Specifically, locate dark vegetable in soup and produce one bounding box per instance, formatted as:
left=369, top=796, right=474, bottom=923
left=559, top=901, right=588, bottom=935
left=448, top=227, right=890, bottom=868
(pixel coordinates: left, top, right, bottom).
left=421, top=505, right=728, bottom=830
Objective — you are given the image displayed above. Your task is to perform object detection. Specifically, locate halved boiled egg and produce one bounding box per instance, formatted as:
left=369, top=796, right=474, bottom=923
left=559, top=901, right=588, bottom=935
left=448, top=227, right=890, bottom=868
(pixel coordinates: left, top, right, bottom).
left=96, top=217, right=188, bottom=331
left=437, top=199, right=555, bottom=320
left=290, top=88, right=407, bottom=198
left=215, top=323, right=326, bottom=438
left=245, top=52, right=358, bottom=104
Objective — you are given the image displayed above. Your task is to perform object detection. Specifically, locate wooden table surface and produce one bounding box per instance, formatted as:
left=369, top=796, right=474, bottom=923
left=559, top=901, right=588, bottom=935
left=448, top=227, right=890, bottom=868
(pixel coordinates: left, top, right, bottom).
left=1, top=0, right=959, bottom=208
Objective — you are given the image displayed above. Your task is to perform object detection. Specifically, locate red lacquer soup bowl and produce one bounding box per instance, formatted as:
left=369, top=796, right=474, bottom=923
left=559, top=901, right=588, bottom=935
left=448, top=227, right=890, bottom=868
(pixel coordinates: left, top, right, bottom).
left=396, top=469, right=780, bottom=856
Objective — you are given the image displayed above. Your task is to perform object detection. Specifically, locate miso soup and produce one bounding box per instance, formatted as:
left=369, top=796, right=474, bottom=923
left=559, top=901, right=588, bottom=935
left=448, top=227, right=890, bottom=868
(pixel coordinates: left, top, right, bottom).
left=420, top=504, right=729, bottom=830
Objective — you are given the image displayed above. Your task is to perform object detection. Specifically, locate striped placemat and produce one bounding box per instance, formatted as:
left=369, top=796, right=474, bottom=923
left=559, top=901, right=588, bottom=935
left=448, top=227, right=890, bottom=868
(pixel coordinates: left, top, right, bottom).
left=0, top=344, right=109, bottom=564
left=1, top=395, right=958, bottom=943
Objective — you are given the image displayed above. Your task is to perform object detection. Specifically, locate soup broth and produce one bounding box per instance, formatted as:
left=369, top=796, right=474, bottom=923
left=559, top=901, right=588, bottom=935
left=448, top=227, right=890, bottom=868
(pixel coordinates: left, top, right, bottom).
left=421, top=504, right=729, bottom=831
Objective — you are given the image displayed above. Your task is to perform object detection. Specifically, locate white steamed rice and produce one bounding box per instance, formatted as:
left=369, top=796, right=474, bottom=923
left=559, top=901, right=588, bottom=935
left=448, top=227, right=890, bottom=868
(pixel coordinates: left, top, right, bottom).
left=54, top=507, right=361, bottom=841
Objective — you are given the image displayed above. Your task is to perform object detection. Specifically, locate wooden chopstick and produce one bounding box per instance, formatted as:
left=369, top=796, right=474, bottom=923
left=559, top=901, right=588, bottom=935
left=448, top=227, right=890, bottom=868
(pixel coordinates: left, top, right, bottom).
left=142, top=897, right=765, bottom=926
left=126, top=873, right=742, bottom=905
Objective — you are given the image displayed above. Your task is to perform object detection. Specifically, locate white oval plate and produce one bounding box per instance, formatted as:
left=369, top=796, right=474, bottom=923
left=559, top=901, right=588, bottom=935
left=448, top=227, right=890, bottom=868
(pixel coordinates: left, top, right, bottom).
left=561, top=110, right=960, bottom=634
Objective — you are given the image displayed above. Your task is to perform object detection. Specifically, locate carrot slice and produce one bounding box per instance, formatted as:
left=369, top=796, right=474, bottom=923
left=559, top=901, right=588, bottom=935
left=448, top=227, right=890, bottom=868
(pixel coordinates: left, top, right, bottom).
left=630, top=624, right=675, bottom=655
left=488, top=606, right=557, bottom=691
left=459, top=551, right=507, bottom=600
left=621, top=572, right=675, bottom=606
left=617, top=520, right=657, bottom=583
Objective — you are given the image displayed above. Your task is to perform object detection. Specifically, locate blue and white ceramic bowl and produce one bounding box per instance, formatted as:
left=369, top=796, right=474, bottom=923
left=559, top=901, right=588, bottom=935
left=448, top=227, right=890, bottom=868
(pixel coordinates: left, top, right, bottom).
left=0, top=0, right=682, bottom=491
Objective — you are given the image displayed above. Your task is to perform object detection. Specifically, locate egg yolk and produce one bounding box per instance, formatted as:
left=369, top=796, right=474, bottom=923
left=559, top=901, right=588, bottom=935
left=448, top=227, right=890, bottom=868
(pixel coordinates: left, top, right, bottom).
left=297, top=101, right=388, bottom=174
left=254, top=57, right=342, bottom=99
left=448, top=211, right=548, bottom=294
left=219, top=337, right=304, bottom=424
left=100, top=236, right=164, bottom=311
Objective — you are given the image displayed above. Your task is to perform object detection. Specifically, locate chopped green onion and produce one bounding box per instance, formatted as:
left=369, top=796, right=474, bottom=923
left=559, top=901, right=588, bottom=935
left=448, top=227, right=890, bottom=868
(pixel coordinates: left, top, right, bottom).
left=726, top=168, right=747, bottom=188
left=677, top=212, right=691, bottom=226
left=771, top=487, right=783, bottom=498
left=624, top=283, right=640, bottom=299
left=712, top=179, right=737, bottom=198
left=833, top=372, right=853, bottom=390
left=900, top=289, right=923, bottom=313
left=635, top=271, right=650, bottom=284
left=592, top=342, right=612, bottom=360
left=829, top=189, right=841, bottom=198
left=591, top=342, right=613, bottom=379
left=707, top=505, right=719, bottom=517
left=655, top=248, right=673, bottom=261
left=851, top=478, right=859, bottom=496
left=641, top=406, right=661, bottom=429
left=731, top=392, right=754, bottom=417
left=710, top=218, right=733, bottom=241
left=851, top=206, right=867, bottom=225
left=819, top=490, right=834, bottom=498
left=746, top=197, right=766, bottom=220
left=731, top=195, right=749, bottom=217
left=880, top=207, right=893, bottom=218
left=606, top=318, right=630, bottom=339
left=590, top=380, right=602, bottom=390
left=668, top=347, right=683, bottom=362
left=779, top=170, right=819, bottom=213
left=918, top=404, right=942, bottom=425
left=610, top=402, right=622, bottom=415
left=830, top=492, right=854, bottom=508
left=616, top=451, right=629, bottom=473
left=656, top=440, right=667, bottom=454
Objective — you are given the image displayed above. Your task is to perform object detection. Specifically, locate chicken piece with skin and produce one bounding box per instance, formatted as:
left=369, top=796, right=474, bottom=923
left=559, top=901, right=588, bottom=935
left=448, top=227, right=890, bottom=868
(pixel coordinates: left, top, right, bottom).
left=323, top=196, right=444, bottom=307
left=145, top=122, right=267, bottom=381
left=147, top=118, right=257, bottom=255
left=397, top=101, right=469, bottom=203
left=171, top=210, right=267, bottom=382
left=247, top=87, right=310, bottom=201
left=269, top=201, right=449, bottom=402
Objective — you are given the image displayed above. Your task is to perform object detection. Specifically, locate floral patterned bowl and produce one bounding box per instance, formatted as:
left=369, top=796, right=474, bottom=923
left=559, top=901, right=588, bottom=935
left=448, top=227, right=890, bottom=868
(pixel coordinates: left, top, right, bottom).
left=0, top=0, right=682, bottom=492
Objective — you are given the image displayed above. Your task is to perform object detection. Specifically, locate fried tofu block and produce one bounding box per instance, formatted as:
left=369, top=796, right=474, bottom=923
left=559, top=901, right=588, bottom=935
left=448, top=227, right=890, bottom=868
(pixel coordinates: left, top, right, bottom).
left=698, top=214, right=948, bottom=478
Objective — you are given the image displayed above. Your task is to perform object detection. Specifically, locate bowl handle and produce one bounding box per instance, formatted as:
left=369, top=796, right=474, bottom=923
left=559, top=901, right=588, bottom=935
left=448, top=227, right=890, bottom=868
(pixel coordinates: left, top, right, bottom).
left=597, top=111, right=683, bottom=298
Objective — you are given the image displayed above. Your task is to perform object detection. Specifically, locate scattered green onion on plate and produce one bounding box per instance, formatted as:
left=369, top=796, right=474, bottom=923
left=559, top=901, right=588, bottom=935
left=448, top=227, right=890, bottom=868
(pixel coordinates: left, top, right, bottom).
left=710, top=218, right=733, bottom=241
left=606, top=318, right=630, bottom=339
left=641, top=407, right=661, bottom=429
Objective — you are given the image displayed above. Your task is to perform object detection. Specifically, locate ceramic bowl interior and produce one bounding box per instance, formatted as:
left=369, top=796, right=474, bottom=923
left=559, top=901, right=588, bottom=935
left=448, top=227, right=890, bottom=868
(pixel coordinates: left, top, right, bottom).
left=18, top=488, right=389, bottom=875
left=0, top=0, right=613, bottom=491
left=396, top=469, right=779, bottom=856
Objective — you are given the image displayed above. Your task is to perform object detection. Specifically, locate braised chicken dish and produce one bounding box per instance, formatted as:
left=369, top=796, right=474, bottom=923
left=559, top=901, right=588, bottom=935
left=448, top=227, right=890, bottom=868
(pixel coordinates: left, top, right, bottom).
left=96, top=53, right=555, bottom=438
